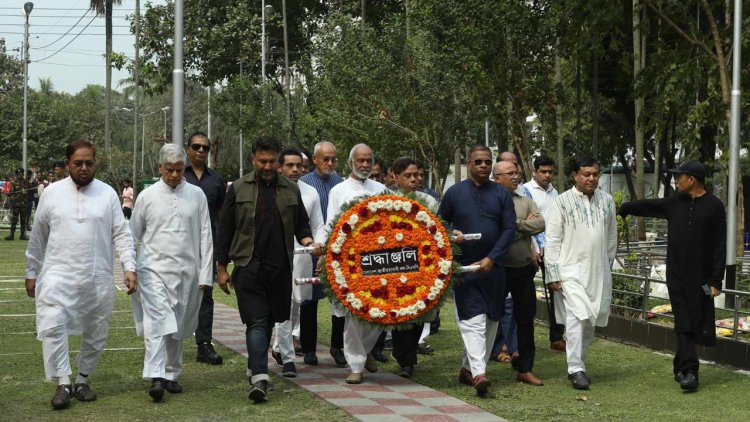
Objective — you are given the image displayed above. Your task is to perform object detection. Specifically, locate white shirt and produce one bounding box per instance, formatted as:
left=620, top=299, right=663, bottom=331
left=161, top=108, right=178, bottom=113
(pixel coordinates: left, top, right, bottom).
left=129, top=179, right=213, bottom=339
left=523, top=178, right=558, bottom=220
left=292, top=181, right=326, bottom=302
left=544, top=187, right=617, bottom=327
left=326, top=176, right=387, bottom=230
left=25, top=177, right=136, bottom=338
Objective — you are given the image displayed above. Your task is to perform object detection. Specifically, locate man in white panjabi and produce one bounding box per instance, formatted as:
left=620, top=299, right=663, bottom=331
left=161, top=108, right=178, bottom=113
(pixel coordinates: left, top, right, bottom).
left=130, top=144, right=213, bottom=402
left=325, top=143, right=386, bottom=384
left=271, top=149, right=326, bottom=376
left=544, top=156, right=617, bottom=390
left=25, top=139, right=137, bottom=410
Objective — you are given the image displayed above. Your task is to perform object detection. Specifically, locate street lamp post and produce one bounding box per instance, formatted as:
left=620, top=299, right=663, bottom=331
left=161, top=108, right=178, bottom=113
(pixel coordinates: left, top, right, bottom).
left=172, top=0, right=184, bottom=145
left=261, top=1, right=273, bottom=80
left=22, top=2, right=33, bottom=175
left=120, top=107, right=138, bottom=193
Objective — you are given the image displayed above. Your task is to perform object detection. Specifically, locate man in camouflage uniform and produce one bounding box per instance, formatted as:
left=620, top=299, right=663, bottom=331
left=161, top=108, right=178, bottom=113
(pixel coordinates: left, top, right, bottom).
left=6, top=168, right=29, bottom=241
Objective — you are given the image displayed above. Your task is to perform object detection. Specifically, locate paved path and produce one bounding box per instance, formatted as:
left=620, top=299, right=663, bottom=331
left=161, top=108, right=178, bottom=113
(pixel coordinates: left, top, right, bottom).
left=212, top=303, right=504, bottom=422
left=115, top=264, right=503, bottom=421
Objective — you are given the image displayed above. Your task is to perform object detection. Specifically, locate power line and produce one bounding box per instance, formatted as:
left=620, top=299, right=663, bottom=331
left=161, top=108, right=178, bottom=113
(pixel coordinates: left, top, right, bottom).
left=33, top=16, right=98, bottom=63
left=0, top=23, right=131, bottom=28
left=4, top=32, right=133, bottom=36
left=34, top=11, right=90, bottom=50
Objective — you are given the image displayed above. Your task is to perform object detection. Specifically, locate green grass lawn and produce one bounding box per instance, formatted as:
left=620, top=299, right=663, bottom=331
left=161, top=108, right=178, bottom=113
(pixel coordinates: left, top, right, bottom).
left=1, top=235, right=749, bottom=421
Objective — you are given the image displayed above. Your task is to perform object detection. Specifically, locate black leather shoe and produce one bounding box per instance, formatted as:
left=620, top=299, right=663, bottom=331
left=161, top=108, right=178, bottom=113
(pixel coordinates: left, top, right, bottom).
left=303, top=352, right=318, bottom=366
left=248, top=380, right=268, bottom=403
left=674, top=372, right=685, bottom=383
left=271, top=350, right=283, bottom=366
left=149, top=378, right=165, bottom=402
left=51, top=384, right=72, bottom=410
left=165, top=380, right=183, bottom=394
left=196, top=342, right=223, bottom=365
left=4, top=235, right=14, bottom=241
left=330, top=348, right=347, bottom=367
left=371, top=348, right=389, bottom=363
left=568, top=371, right=590, bottom=390
left=680, top=373, right=699, bottom=392
left=399, top=366, right=414, bottom=379
left=281, top=362, right=297, bottom=378
left=73, top=383, right=97, bottom=401
left=19, top=235, right=27, bottom=240
left=417, top=343, right=434, bottom=355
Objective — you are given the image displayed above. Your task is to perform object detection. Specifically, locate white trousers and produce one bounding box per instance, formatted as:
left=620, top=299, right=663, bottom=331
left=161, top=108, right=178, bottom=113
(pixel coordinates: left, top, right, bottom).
left=41, top=323, right=108, bottom=381
left=455, top=306, right=498, bottom=378
left=272, top=301, right=300, bottom=364
left=565, top=312, right=595, bottom=374
left=418, top=322, right=431, bottom=345
left=343, top=316, right=382, bottom=373
left=143, top=335, right=184, bottom=381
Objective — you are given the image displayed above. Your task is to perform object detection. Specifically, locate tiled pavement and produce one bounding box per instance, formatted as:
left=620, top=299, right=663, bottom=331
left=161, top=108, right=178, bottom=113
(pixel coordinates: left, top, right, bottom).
left=212, top=302, right=505, bottom=422
left=114, top=265, right=504, bottom=421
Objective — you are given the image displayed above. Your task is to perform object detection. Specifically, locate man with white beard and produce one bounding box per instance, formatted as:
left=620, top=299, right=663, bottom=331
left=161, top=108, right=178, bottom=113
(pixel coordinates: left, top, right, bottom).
left=325, top=143, right=386, bottom=384
left=130, top=143, right=214, bottom=402
left=25, top=139, right=137, bottom=410
left=271, top=149, right=326, bottom=376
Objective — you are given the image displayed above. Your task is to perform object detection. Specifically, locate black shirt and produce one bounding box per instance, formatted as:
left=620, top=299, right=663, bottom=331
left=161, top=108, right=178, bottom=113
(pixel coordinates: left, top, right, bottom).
left=185, top=165, right=225, bottom=233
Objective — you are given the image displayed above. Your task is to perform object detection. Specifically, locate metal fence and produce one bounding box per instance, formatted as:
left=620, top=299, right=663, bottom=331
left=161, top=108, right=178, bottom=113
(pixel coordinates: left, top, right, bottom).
left=611, top=245, right=750, bottom=341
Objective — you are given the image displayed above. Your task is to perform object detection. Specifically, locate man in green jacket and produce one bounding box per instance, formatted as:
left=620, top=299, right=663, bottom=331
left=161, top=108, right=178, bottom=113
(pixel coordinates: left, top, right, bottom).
left=215, top=136, right=321, bottom=403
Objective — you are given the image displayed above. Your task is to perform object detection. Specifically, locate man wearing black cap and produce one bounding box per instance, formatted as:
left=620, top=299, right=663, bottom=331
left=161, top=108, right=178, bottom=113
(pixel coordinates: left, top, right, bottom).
left=619, top=159, right=726, bottom=392
left=5, top=168, right=29, bottom=240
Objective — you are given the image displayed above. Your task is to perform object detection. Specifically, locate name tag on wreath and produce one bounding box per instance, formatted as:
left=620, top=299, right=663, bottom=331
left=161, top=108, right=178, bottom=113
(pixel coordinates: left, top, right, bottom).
left=324, top=194, right=457, bottom=327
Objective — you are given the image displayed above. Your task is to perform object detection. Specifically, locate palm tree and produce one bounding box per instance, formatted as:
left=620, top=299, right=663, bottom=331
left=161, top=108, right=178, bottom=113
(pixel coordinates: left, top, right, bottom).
left=89, top=0, right=122, bottom=167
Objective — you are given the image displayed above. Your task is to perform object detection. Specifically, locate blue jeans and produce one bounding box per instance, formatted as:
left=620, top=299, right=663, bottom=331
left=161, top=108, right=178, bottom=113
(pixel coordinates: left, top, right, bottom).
left=246, top=316, right=273, bottom=379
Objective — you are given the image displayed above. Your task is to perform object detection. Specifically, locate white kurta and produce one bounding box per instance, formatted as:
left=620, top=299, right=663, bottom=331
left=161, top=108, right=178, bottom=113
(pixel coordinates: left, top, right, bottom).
left=25, top=177, right=136, bottom=339
left=130, top=179, right=213, bottom=339
left=544, top=187, right=617, bottom=327
left=292, top=181, right=327, bottom=302
left=326, top=177, right=386, bottom=318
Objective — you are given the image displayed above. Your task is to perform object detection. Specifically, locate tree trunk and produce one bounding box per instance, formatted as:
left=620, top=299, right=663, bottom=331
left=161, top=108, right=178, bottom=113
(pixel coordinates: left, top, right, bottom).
left=554, top=37, right=565, bottom=192
left=633, top=0, right=646, bottom=239
left=105, top=0, right=113, bottom=167
left=592, top=46, right=599, bottom=158
left=619, top=152, right=637, bottom=200
left=282, top=0, right=291, bottom=142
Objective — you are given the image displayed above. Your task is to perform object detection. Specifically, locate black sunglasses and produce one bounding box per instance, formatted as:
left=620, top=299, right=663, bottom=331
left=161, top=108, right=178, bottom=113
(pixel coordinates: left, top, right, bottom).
left=473, top=159, right=493, bottom=166
left=190, top=143, right=211, bottom=152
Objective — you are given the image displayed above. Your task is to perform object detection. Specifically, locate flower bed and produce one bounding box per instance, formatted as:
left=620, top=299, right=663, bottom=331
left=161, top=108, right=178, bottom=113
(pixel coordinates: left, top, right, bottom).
left=324, top=194, right=457, bottom=326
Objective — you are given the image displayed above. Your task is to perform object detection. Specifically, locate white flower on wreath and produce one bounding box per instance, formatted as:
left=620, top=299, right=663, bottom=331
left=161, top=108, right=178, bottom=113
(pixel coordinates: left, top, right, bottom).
left=395, top=233, right=404, bottom=241
left=393, top=201, right=402, bottom=211
left=402, top=202, right=412, bottom=213
left=380, top=278, right=388, bottom=286
left=369, top=307, right=385, bottom=318
left=367, top=202, right=379, bottom=213
left=427, top=292, right=437, bottom=301
left=384, top=199, right=394, bottom=210
left=434, top=279, right=445, bottom=289
left=331, top=261, right=340, bottom=269
left=415, top=211, right=429, bottom=223
left=416, top=300, right=426, bottom=310
left=438, top=259, right=452, bottom=274
left=331, top=244, right=341, bottom=254
left=378, top=236, right=386, bottom=244
left=348, top=214, right=359, bottom=226
left=399, top=275, right=408, bottom=284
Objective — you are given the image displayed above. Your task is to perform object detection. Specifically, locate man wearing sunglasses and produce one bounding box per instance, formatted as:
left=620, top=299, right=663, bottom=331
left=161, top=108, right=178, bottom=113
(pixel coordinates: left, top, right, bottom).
left=184, top=132, right=226, bottom=366
left=438, top=145, right=516, bottom=396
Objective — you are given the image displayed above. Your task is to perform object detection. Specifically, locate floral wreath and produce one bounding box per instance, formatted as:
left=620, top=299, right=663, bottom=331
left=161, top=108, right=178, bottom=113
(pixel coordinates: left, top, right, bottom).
left=322, top=194, right=460, bottom=327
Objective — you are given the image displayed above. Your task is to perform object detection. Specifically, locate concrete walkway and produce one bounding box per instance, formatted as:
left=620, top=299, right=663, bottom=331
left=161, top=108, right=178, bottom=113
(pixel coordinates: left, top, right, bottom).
left=212, top=302, right=504, bottom=422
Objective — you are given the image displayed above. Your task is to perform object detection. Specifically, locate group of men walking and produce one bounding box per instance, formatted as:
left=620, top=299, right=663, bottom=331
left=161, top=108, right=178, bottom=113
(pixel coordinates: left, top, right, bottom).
left=23, top=134, right=726, bottom=410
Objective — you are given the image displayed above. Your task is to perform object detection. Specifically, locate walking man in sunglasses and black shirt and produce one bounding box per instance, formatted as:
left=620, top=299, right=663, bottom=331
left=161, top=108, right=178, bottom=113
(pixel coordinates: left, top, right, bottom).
left=184, top=132, right=226, bottom=365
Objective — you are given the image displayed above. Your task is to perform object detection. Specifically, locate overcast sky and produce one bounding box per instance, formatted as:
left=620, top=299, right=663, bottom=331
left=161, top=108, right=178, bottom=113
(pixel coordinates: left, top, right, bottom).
left=1, top=0, right=165, bottom=94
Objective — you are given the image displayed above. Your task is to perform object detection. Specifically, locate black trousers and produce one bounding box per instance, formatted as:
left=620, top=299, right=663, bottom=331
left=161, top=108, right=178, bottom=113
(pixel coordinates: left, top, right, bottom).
left=505, top=264, right=538, bottom=373
left=542, top=263, right=565, bottom=342
left=195, top=285, right=215, bottom=344
left=673, top=332, right=699, bottom=376
left=392, top=325, right=422, bottom=367
left=373, top=330, right=386, bottom=351
left=299, top=299, right=318, bottom=353
left=331, top=315, right=345, bottom=349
